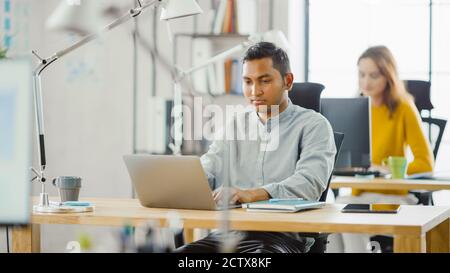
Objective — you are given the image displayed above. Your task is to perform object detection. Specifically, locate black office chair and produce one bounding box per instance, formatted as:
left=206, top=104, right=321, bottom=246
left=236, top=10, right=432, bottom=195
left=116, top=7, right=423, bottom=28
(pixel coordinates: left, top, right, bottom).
left=408, top=117, right=447, bottom=206
left=288, top=82, right=344, bottom=252
left=422, top=117, right=447, bottom=160
left=299, top=132, right=344, bottom=253
left=405, top=80, right=434, bottom=115
left=288, top=82, right=325, bottom=112
left=404, top=80, right=447, bottom=206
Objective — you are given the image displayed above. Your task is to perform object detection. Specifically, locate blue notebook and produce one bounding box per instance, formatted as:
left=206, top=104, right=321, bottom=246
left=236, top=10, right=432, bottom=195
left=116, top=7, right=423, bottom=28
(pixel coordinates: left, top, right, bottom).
left=241, top=199, right=325, bottom=212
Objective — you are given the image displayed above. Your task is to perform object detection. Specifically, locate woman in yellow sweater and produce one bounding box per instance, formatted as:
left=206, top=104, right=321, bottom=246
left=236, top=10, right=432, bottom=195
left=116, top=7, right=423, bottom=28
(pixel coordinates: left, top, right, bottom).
left=356, top=45, right=434, bottom=197
left=330, top=46, right=434, bottom=253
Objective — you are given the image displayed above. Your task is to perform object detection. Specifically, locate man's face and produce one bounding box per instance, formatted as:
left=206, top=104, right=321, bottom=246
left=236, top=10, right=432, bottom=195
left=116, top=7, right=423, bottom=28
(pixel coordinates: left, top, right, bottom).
left=242, top=57, right=292, bottom=114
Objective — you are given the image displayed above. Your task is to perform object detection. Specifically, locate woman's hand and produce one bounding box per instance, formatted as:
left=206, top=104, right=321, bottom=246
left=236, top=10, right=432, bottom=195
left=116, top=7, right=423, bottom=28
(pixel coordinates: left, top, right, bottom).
left=371, top=164, right=390, bottom=173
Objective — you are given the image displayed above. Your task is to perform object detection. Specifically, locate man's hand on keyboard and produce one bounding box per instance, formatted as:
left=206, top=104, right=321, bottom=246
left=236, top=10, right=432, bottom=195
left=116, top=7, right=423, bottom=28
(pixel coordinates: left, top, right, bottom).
left=213, top=187, right=270, bottom=205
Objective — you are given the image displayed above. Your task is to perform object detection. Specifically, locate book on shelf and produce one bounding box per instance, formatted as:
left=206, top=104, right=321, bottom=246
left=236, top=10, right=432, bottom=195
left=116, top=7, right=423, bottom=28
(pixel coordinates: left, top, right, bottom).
left=212, top=0, right=227, bottom=34
left=212, top=0, right=257, bottom=35
left=224, top=58, right=233, bottom=94
left=222, top=57, right=243, bottom=95
left=190, top=40, right=244, bottom=95
left=214, top=61, right=226, bottom=95
left=236, top=0, right=257, bottom=35
left=230, top=59, right=243, bottom=95
left=230, top=59, right=238, bottom=94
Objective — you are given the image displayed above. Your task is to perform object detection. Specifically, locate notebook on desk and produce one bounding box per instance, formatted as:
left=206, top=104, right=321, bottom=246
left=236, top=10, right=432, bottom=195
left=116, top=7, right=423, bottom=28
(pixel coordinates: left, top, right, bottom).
left=242, top=199, right=325, bottom=213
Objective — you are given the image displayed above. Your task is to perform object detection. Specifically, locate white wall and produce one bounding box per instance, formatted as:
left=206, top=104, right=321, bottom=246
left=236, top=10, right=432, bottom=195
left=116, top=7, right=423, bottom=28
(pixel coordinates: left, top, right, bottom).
left=1, top=0, right=302, bottom=252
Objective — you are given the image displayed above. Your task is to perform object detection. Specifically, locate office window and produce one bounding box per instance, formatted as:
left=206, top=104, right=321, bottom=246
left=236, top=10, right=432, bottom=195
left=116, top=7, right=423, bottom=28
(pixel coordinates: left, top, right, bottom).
left=307, top=0, right=450, bottom=170
left=308, top=0, right=429, bottom=98
left=431, top=0, right=450, bottom=124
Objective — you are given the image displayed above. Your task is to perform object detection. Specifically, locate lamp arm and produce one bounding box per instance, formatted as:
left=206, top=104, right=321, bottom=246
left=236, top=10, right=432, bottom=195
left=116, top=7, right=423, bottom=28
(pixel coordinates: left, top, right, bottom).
left=34, top=0, right=159, bottom=68
left=180, top=41, right=249, bottom=79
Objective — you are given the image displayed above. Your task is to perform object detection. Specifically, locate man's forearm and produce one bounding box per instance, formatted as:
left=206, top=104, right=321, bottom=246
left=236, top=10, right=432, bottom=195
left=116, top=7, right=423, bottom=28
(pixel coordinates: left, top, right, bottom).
left=241, top=188, right=270, bottom=203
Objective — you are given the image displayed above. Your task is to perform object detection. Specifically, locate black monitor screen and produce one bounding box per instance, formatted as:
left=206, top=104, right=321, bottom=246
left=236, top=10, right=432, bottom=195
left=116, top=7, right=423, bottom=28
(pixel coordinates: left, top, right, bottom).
left=321, top=97, right=371, bottom=169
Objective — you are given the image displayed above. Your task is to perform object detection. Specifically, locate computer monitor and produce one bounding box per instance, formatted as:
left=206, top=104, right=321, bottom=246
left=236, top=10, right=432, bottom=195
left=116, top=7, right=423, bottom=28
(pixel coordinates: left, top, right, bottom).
left=321, top=97, right=371, bottom=169
left=0, top=58, right=32, bottom=225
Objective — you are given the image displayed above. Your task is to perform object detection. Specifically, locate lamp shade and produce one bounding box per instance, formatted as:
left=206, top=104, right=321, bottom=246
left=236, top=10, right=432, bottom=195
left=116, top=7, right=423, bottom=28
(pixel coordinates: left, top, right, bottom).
left=46, top=0, right=102, bottom=35
left=160, top=0, right=203, bottom=20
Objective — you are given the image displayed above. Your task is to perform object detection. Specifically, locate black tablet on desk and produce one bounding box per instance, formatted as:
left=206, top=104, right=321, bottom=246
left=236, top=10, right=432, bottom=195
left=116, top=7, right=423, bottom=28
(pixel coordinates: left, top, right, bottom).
left=341, top=204, right=401, bottom=214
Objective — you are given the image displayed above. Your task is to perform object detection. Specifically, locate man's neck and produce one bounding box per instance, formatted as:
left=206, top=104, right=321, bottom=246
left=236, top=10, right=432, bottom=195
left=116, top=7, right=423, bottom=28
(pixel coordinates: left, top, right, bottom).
left=257, top=99, right=289, bottom=124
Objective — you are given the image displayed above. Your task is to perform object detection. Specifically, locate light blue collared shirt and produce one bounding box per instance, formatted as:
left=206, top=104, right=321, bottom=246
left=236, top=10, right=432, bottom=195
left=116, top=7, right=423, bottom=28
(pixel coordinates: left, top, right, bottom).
left=200, top=99, right=336, bottom=200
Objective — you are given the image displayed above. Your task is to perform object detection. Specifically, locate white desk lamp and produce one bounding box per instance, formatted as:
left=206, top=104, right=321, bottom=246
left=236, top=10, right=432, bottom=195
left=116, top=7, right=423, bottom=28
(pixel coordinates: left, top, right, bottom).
left=31, top=0, right=202, bottom=212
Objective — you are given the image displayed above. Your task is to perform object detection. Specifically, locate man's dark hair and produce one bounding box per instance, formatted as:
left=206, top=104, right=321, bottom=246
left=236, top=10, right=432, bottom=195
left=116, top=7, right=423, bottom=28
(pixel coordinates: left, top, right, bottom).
left=242, top=42, right=291, bottom=77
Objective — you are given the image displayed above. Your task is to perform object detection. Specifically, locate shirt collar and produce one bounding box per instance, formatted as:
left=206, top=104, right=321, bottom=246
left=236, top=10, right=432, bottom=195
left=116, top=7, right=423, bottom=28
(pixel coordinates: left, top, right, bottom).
left=248, top=98, right=295, bottom=126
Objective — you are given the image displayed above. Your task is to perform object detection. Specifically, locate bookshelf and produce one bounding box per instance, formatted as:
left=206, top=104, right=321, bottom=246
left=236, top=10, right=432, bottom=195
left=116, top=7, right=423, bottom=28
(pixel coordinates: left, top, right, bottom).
left=173, top=33, right=249, bottom=97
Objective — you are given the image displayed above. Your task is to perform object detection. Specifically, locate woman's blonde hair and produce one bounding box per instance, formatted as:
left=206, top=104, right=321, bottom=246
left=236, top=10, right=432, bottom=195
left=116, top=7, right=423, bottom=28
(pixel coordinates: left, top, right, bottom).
left=358, top=45, right=413, bottom=117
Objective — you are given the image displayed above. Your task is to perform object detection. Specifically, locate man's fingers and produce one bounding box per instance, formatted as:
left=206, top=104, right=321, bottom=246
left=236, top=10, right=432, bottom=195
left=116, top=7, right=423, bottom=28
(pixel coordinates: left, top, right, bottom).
left=213, top=187, right=222, bottom=201
left=214, top=190, right=222, bottom=203
left=213, top=187, right=241, bottom=205
left=230, top=194, right=240, bottom=205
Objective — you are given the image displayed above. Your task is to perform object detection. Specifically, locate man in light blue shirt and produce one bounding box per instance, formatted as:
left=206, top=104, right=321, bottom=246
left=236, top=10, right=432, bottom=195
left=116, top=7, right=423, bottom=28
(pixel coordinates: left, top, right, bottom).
left=177, top=42, right=336, bottom=253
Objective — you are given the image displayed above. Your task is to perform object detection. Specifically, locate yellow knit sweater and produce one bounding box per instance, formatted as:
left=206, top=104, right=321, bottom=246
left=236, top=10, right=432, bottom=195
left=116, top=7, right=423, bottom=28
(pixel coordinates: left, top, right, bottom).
left=352, top=99, right=434, bottom=196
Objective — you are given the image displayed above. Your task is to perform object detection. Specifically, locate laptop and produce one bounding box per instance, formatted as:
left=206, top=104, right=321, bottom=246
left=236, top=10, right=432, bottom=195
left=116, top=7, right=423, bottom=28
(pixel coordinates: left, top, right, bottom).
left=123, top=155, right=240, bottom=210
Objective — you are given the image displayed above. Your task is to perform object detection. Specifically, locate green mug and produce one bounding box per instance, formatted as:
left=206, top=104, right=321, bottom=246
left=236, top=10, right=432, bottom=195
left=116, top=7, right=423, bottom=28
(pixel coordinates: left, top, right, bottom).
left=382, top=156, right=407, bottom=179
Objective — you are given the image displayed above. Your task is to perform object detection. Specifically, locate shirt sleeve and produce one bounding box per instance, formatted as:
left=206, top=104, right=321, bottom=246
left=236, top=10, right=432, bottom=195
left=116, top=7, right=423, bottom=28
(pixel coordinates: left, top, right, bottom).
left=262, top=115, right=336, bottom=200
left=403, top=102, right=434, bottom=174
left=200, top=139, right=225, bottom=191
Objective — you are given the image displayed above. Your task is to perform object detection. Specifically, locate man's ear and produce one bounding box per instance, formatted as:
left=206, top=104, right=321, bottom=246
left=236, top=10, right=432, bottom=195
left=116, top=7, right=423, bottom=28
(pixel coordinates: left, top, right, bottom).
left=284, top=73, right=294, bottom=91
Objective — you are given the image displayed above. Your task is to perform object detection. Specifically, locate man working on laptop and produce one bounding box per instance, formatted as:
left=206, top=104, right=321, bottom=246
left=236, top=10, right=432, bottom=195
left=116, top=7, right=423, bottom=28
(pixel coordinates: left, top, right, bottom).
left=177, top=42, right=336, bottom=253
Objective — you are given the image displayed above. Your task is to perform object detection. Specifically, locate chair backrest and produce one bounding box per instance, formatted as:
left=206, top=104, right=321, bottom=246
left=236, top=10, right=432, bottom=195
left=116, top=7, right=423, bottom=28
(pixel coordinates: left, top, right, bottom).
left=288, top=82, right=325, bottom=112
left=405, top=80, right=434, bottom=113
left=422, top=117, right=447, bottom=159
left=289, top=82, right=340, bottom=201
left=319, top=132, right=344, bottom=202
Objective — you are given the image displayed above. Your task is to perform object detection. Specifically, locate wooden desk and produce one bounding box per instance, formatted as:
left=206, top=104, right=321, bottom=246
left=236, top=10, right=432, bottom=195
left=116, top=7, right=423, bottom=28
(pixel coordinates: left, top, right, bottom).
left=12, top=198, right=450, bottom=253
left=331, top=176, right=450, bottom=191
